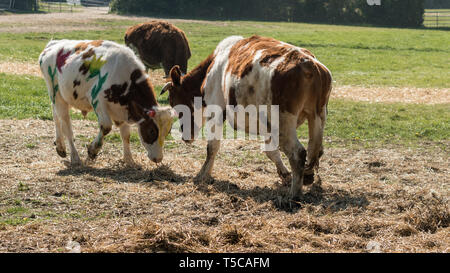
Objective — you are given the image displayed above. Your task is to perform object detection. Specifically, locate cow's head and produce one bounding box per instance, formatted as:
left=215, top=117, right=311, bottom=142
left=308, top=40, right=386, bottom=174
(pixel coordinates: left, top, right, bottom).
left=160, top=65, right=201, bottom=143
left=130, top=102, right=176, bottom=163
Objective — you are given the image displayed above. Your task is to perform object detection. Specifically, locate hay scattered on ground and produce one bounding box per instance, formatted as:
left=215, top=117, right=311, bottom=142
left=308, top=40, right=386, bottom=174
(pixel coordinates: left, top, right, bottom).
left=0, top=119, right=448, bottom=253
left=0, top=62, right=42, bottom=77
left=333, top=85, right=450, bottom=104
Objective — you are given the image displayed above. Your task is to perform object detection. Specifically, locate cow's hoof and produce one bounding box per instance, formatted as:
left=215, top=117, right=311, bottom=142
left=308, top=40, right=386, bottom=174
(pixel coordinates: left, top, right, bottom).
left=303, top=173, right=315, bottom=186
left=194, top=173, right=212, bottom=184
left=87, top=148, right=98, bottom=160
left=71, top=157, right=83, bottom=167
left=88, top=151, right=97, bottom=160
left=56, top=148, right=67, bottom=158
left=278, top=171, right=292, bottom=186
left=123, top=159, right=139, bottom=169
left=289, top=187, right=303, bottom=201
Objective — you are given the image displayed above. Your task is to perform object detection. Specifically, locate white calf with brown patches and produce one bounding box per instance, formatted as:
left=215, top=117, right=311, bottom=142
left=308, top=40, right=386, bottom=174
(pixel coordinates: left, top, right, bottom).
left=162, top=35, right=332, bottom=198
left=39, top=39, right=175, bottom=166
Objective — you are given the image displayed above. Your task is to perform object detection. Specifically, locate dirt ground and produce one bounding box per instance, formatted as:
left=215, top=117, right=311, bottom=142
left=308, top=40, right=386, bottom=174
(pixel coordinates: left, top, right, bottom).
left=0, top=119, right=448, bottom=253
left=0, top=7, right=230, bottom=33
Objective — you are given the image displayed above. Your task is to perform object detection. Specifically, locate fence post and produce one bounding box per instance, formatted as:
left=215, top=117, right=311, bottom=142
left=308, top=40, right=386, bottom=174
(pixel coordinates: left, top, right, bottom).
left=436, top=12, right=438, bottom=28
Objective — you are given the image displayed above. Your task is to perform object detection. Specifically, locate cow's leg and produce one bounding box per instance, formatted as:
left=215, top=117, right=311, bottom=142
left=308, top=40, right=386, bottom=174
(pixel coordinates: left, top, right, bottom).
left=54, top=95, right=81, bottom=166
left=43, top=77, right=66, bottom=158
left=162, top=64, right=170, bottom=79
left=119, top=123, right=135, bottom=166
left=52, top=104, right=66, bottom=158
left=304, top=108, right=326, bottom=185
left=196, top=139, right=220, bottom=182
left=87, top=106, right=112, bottom=160
left=279, top=113, right=307, bottom=199
left=264, top=146, right=291, bottom=184
left=162, top=55, right=175, bottom=78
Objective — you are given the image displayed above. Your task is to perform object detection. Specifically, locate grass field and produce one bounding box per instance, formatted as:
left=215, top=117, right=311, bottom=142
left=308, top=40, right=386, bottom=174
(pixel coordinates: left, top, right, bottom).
left=0, top=17, right=449, bottom=87
left=0, top=7, right=448, bottom=253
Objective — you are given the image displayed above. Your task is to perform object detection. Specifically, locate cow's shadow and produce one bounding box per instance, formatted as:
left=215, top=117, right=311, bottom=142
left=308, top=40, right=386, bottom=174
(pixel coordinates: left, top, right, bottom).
left=56, top=162, right=368, bottom=214
left=195, top=177, right=369, bottom=213
left=56, top=162, right=188, bottom=185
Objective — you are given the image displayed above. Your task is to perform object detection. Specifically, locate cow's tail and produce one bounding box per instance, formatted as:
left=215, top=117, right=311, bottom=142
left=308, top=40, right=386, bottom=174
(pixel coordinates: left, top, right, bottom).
left=180, top=31, right=191, bottom=59
left=313, top=60, right=332, bottom=115
left=39, top=43, right=59, bottom=104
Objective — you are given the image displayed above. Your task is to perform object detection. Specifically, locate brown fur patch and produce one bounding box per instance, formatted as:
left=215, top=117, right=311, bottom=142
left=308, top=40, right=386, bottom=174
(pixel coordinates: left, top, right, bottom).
left=226, top=35, right=292, bottom=78
left=138, top=119, right=158, bottom=145
left=79, top=62, right=89, bottom=75
left=82, top=48, right=95, bottom=60
left=105, top=82, right=129, bottom=106
left=73, top=79, right=81, bottom=88
left=228, top=86, right=237, bottom=107
left=74, top=40, right=103, bottom=54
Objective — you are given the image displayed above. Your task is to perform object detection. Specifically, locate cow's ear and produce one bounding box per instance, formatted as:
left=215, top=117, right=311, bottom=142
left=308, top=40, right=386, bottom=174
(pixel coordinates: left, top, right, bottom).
left=170, top=65, right=182, bottom=86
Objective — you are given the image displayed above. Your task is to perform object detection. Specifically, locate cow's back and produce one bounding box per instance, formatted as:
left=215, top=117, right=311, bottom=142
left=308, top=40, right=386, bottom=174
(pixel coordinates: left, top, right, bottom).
left=39, top=39, right=146, bottom=113
left=203, top=35, right=331, bottom=118
left=125, top=21, right=191, bottom=66
left=202, top=36, right=244, bottom=108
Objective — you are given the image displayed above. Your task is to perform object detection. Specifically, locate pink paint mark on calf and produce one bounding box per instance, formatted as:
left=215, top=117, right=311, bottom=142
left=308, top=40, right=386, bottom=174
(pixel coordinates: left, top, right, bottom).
left=56, top=49, right=71, bottom=73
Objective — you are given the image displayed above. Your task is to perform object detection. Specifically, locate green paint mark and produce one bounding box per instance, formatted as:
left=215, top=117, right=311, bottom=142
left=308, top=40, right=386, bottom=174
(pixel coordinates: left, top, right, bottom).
left=91, top=72, right=108, bottom=102
left=47, top=65, right=58, bottom=104
left=90, top=71, right=108, bottom=114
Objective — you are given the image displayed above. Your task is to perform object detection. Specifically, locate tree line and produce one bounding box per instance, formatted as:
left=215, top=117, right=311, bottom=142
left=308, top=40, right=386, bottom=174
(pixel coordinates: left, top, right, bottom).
left=425, top=0, right=450, bottom=8
left=110, top=0, right=425, bottom=27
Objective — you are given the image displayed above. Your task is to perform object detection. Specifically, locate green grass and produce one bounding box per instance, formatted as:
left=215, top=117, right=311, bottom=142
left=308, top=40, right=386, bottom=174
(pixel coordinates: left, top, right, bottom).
left=1, top=74, right=448, bottom=148
left=0, top=19, right=449, bottom=88
left=298, top=100, right=450, bottom=146
left=37, top=3, right=84, bottom=14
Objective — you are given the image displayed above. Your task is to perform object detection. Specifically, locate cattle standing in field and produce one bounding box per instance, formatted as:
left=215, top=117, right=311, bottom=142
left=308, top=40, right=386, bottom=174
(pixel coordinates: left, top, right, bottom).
left=124, top=21, right=191, bottom=78
left=39, top=39, right=176, bottom=166
left=161, top=35, right=332, bottom=198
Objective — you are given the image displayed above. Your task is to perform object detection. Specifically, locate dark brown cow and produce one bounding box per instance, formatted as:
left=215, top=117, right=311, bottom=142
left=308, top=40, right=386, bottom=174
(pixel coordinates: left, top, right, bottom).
left=124, top=21, right=191, bottom=77
left=161, top=35, right=332, bottom=198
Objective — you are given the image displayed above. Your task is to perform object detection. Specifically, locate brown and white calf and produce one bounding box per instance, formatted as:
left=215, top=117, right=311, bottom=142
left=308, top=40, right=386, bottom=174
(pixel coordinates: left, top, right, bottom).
left=39, top=39, right=175, bottom=166
left=161, top=35, right=332, bottom=198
